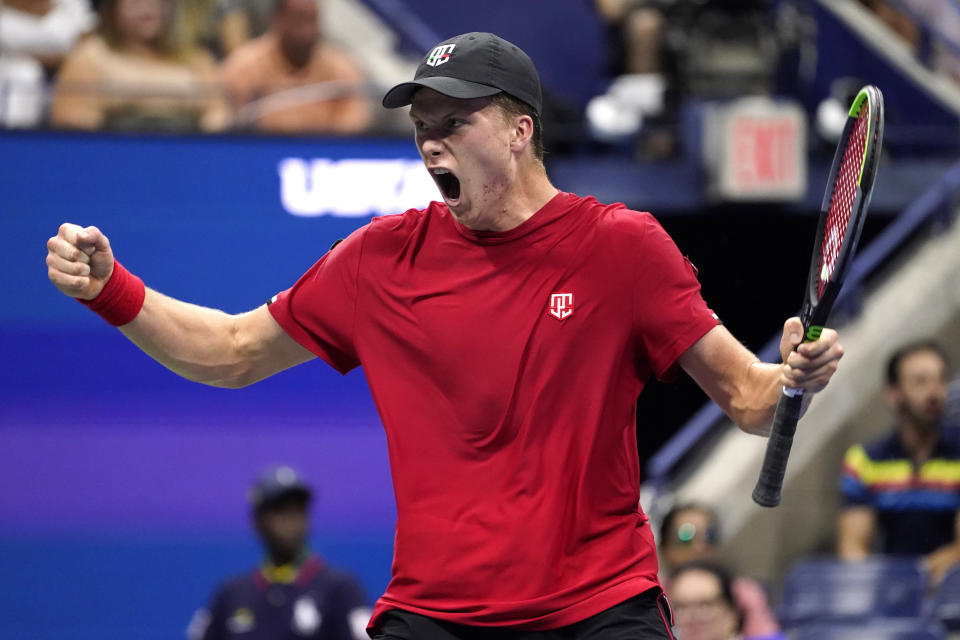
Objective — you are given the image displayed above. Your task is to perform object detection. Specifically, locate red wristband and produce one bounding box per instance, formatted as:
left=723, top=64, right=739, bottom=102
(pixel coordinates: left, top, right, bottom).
left=77, top=259, right=146, bottom=326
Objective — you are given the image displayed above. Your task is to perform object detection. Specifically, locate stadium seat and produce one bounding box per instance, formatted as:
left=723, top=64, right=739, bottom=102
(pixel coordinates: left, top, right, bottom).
left=792, top=618, right=947, bottom=640
left=928, top=565, right=960, bottom=630
left=778, top=556, right=926, bottom=627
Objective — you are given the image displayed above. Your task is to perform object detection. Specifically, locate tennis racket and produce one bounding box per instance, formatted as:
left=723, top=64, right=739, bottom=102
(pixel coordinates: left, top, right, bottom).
left=752, top=85, right=884, bottom=508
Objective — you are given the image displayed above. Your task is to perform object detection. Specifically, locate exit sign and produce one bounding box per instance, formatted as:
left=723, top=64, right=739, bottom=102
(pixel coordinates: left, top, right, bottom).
left=705, top=98, right=807, bottom=201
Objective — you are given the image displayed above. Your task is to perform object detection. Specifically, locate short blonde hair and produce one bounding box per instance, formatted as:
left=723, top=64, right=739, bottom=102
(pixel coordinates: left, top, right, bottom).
left=491, top=93, right=544, bottom=163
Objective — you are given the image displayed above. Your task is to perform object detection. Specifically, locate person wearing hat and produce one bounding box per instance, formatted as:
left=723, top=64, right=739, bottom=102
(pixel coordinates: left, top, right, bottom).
left=48, top=31, right=845, bottom=640
left=186, top=467, right=370, bottom=640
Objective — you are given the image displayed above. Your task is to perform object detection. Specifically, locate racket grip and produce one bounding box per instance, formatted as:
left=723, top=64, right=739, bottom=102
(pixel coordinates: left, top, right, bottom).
left=752, top=390, right=805, bottom=508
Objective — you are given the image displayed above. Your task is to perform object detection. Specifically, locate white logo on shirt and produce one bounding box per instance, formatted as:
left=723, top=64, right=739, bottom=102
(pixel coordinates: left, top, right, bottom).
left=549, top=293, right=574, bottom=320
left=292, top=596, right=321, bottom=636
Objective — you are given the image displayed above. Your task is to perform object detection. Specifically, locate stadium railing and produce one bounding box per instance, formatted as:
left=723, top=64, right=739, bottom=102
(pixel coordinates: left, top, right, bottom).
left=644, top=159, right=960, bottom=500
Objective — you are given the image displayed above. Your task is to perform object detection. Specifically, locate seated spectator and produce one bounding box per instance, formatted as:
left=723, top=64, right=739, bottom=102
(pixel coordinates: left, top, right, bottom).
left=50, top=0, right=228, bottom=132
left=901, top=0, right=960, bottom=82
left=838, top=340, right=960, bottom=583
left=659, top=503, right=782, bottom=638
left=588, top=0, right=675, bottom=154
left=176, top=0, right=219, bottom=58
left=215, top=0, right=274, bottom=57
left=589, top=0, right=779, bottom=158
left=220, top=0, right=371, bottom=135
left=594, top=0, right=670, bottom=77
left=669, top=560, right=787, bottom=640
left=860, top=0, right=960, bottom=83
left=859, top=0, right=920, bottom=43
left=0, top=0, right=95, bottom=127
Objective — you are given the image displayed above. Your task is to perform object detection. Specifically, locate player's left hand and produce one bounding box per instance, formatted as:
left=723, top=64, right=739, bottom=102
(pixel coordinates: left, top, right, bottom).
left=778, top=317, right=844, bottom=393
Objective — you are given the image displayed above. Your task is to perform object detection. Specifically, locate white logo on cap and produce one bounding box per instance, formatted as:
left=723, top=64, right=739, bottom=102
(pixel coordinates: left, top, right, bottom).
left=426, top=44, right=455, bottom=67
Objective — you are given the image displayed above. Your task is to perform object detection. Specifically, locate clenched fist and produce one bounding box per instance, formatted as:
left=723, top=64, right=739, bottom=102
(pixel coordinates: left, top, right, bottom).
left=46, top=224, right=115, bottom=300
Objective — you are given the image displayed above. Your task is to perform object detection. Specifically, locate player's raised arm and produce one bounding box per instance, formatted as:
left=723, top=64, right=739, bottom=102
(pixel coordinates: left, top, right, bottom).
left=46, top=223, right=314, bottom=388
left=678, top=319, right=843, bottom=435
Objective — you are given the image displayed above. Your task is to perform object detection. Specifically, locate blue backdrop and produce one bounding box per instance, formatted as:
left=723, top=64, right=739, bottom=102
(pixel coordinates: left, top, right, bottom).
left=0, top=130, right=443, bottom=640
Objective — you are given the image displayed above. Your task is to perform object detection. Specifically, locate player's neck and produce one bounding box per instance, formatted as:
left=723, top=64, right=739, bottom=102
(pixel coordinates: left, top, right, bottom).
left=471, top=171, right=558, bottom=232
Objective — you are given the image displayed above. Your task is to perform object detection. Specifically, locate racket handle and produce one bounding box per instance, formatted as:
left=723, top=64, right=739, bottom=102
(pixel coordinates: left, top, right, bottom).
left=752, top=390, right=805, bottom=508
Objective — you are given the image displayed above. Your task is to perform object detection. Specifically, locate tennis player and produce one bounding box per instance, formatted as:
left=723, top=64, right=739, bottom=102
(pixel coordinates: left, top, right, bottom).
left=47, top=32, right=843, bottom=640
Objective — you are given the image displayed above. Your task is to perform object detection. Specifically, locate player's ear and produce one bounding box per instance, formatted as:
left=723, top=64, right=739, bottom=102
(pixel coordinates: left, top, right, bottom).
left=510, top=114, right=534, bottom=154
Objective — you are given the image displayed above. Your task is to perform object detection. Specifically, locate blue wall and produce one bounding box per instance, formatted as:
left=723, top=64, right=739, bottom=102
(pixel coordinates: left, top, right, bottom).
left=391, top=0, right=609, bottom=108
left=1, top=131, right=438, bottom=639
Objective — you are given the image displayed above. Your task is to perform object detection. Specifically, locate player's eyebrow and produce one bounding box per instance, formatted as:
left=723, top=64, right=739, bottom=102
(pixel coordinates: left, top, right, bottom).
left=409, top=109, right=464, bottom=124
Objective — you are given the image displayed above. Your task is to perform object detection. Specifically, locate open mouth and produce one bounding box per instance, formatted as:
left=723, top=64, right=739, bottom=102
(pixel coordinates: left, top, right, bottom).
left=431, top=168, right=461, bottom=202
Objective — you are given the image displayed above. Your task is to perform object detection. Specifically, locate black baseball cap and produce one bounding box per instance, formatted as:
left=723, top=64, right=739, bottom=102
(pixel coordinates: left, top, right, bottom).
left=248, top=466, right=312, bottom=511
left=382, top=32, right=542, bottom=115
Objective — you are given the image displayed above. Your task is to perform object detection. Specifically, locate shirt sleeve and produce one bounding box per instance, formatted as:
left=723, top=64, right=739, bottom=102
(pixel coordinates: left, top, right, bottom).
left=185, top=607, right=212, bottom=640
left=268, top=226, right=367, bottom=374
left=840, top=443, right=875, bottom=506
left=189, top=585, right=227, bottom=640
left=0, top=0, right=95, bottom=56
left=631, top=213, right=720, bottom=380
left=330, top=574, right=371, bottom=640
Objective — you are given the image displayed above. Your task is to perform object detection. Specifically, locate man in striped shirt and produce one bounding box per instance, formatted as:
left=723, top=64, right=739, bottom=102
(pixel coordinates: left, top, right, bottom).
left=838, top=340, right=960, bottom=582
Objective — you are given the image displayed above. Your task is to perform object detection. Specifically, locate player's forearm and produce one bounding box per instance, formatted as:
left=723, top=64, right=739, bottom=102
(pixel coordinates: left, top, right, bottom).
left=733, top=360, right=822, bottom=435
left=726, top=361, right=784, bottom=435
left=680, top=327, right=794, bottom=435
left=119, top=288, right=258, bottom=388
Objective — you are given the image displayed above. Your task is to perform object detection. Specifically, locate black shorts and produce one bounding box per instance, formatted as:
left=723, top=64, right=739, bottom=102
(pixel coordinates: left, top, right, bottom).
left=372, top=588, right=675, bottom=640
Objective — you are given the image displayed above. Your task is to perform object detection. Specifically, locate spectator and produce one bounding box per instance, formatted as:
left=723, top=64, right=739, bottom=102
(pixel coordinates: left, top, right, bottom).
left=176, top=0, right=220, bottom=57
left=50, top=0, right=228, bottom=132
left=220, top=0, right=371, bottom=135
left=659, top=503, right=782, bottom=638
left=214, top=0, right=274, bottom=57
left=860, top=0, right=960, bottom=82
left=588, top=0, right=674, bottom=154
left=0, top=0, right=95, bottom=127
left=900, top=0, right=960, bottom=82
left=187, top=465, right=371, bottom=640
left=594, top=0, right=670, bottom=77
left=588, top=0, right=779, bottom=158
left=669, top=560, right=787, bottom=640
left=838, top=340, right=960, bottom=583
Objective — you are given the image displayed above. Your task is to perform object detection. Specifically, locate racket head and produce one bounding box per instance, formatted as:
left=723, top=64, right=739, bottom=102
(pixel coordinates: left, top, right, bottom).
left=802, top=85, right=885, bottom=332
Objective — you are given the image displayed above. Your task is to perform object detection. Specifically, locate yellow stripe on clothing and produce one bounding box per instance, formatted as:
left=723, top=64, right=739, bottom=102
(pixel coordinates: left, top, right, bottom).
left=919, top=459, right=960, bottom=485
left=845, top=444, right=912, bottom=484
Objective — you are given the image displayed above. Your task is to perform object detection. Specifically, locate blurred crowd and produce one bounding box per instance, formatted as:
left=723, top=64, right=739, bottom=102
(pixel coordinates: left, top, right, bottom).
left=589, top=0, right=960, bottom=158
left=0, top=0, right=374, bottom=133
left=862, top=0, right=960, bottom=82
left=3, top=0, right=959, bottom=145
left=656, top=339, right=960, bottom=639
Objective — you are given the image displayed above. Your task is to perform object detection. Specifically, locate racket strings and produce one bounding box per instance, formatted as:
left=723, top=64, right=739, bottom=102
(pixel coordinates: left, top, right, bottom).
left=818, top=107, right=869, bottom=298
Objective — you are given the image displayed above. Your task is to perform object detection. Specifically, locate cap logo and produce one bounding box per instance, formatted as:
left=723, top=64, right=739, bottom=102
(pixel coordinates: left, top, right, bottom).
left=425, top=44, right=456, bottom=67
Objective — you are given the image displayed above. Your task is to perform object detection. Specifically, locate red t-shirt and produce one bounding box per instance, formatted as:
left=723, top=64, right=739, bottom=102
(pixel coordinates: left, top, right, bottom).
left=268, top=192, right=719, bottom=630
